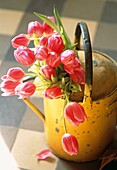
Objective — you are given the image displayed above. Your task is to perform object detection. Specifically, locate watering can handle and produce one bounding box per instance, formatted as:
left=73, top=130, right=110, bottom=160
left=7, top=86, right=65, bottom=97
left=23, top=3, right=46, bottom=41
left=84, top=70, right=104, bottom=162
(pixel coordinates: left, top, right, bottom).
left=74, top=22, right=93, bottom=101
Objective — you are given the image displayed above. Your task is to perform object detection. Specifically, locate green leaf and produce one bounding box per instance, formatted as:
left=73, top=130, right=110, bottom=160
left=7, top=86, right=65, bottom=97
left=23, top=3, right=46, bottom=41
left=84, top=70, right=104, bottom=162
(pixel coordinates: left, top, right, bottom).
left=54, top=6, right=63, bottom=29
left=28, top=63, right=40, bottom=75
left=53, top=6, right=72, bottom=48
left=71, top=82, right=81, bottom=92
left=34, top=77, right=51, bottom=91
left=34, top=12, right=60, bottom=33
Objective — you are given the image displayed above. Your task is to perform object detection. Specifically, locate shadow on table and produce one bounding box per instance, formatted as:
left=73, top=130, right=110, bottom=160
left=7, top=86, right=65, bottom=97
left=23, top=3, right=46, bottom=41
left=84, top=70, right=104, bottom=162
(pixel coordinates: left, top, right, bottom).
left=56, top=158, right=117, bottom=170
left=56, top=159, right=101, bottom=170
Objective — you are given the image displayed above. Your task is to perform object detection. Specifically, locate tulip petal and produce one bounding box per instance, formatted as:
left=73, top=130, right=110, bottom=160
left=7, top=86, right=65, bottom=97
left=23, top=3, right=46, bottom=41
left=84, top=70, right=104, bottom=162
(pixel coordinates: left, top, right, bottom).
left=62, top=133, right=79, bottom=155
left=36, top=149, right=51, bottom=160
left=1, top=91, right=15, bottom=96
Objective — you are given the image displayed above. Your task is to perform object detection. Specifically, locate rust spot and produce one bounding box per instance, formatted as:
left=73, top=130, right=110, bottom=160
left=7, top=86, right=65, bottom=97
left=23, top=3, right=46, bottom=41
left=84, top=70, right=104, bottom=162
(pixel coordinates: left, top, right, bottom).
left=55, top=127, right=59, bottom=133
left=96, top=101, right=100, bottom=104
left=56, top=119, right=59, bottom=124
left=87, top=144, right=90, bottom=147
left=107, top=114, right=110, bottom=117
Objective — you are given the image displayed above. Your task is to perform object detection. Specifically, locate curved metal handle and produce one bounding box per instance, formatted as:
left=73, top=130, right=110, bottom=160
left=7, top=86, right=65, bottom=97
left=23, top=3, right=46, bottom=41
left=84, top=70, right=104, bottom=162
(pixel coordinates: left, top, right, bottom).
left=74, top=22, right=93, bottom=101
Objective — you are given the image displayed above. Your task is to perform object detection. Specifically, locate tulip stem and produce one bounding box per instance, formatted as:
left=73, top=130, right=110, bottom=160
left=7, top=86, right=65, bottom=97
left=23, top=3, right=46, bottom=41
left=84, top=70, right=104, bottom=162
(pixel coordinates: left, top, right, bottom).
left=33, top=33, right=39, bottom=46
left=23, top=98, right=45, bottom=122
left=63, top=98, right=69, bottom=133
left=63, top=117, right=67, bottom=133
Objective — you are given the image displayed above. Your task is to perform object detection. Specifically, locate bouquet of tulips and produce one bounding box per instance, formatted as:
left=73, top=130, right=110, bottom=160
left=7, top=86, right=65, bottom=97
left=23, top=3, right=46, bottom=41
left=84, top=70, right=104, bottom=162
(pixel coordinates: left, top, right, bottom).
left=0, top=7, right=87, bottom=157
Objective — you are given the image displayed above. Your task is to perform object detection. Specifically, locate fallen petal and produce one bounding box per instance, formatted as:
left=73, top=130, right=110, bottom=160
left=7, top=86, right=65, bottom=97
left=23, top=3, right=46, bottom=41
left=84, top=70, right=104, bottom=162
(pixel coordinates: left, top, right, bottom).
left=36, top=149, right=51, bottom=160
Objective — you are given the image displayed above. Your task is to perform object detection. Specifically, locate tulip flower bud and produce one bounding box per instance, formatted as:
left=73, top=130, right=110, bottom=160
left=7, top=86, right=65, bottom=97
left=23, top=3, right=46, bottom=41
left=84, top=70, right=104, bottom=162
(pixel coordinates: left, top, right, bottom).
left=15, top=82, right=36, bottom=99
left=14, top=46, right=35, bottom=66
left=60, top=50, right=76, bottom=65
left=64, top=102, right=87, bottom=126
left=43, top=86, right=62, bottom=99
left=43, top=16, right=55, bottom=35
left=40, top=65, right=56, bottom=80
left=11, top=34, right=30, bottom=48
left=28, top=21, right=43, bottom=37
left=40, top=36, right=48, bottom=46
left=46, top=52, right=61, bottom=68
left=35, top=46, right=48, bottom=61
left=62, top=133, right=79, bottom=155
left=48, top=33, right=64, bottom=54
left=0, top=79, right=20, bottom=96
left=7, top=67, right=25, bottom=82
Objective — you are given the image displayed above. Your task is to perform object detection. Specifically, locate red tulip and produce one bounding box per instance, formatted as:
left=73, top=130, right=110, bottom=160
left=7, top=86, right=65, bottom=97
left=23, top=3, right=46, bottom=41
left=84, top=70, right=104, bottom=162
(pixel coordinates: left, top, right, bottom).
left=70, top=68, right=85, bottom=84
left=0, top=79, right=20, bottom=96
left=64, top=102, right=87, bottom=126
left=7, top=67, right=25, bottom=82
left=64, top=57, right=81, bottom=73
left=15, top=82, right=36, bottom=99
left=35, top=46, right=48, bottom=61
left=46, top=52, right=61, bottom=68
left=60, top=50, right=76, bottom=65
left=62, top=133, right=79, bottom=155
left=40, top=65, right=56, bottom=80
left=14, top=46, right=35, bottom=66
left=48, top=33, right=64, bottom=54
left=43, top=16, right=55, bottom=35
left=28, top=21, right=43, bottom=37
left=40, top=36, right=48, bottom=46
left=11, top=34, right=30, bottom=48
left=43, top=86, right=62, bottom=99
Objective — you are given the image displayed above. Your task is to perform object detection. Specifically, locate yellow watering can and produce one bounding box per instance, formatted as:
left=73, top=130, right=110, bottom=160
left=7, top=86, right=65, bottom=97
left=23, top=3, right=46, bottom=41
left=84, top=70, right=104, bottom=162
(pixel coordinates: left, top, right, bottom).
left=24, top=22, right=117, bottom=162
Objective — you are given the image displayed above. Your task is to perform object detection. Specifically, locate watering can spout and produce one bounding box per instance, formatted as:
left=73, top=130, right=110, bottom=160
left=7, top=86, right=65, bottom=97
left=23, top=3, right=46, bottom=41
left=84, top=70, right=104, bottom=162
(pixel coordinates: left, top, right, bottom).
left=23, top=98, right=46, bottom=122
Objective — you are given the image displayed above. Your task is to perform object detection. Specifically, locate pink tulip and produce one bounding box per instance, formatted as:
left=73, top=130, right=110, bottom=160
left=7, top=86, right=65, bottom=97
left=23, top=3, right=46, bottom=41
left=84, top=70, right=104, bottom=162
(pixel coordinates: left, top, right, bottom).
left=48, top=33, right=64, bottom=54
left=14, top=46, right=35, bottom=66
left=43, top=16, right=55, bottom=35
left=7, top=67, right=25, bottom=82
left=46, top=52, right=61, bottom=68
left=61, top=50, right=83, bottom=75
left=40, top=65, right=56, bottom=80
left=11, top=34, right=30, bottom=48
left=40, top=36, right=48, bottom=46
left=36, top=149, right=51, bottom=160
left=60, top=50, right=76, bottom=65
left=0, top=79, right=20, bottom=96
left=35, top=46, right=48, bottom=61
left=28, top=21, right=43, bottom=37
left=62, top=133, right=79, bottom=155
left=64, top=102, right=87, bottom=126
left=70, top=68, right=85, bottom=84
left=63, top=59, right=81, bottom=75
left=15, top=82, right=36, bottom=99
left=63, top=64, right=75, bottom=74
left=43, top=86, right=62, bottom=99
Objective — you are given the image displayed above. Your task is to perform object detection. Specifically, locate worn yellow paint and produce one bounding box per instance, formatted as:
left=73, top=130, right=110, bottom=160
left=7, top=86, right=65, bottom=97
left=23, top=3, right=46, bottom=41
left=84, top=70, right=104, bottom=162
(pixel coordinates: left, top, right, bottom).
left=44, top=84, right=117, bottom=162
